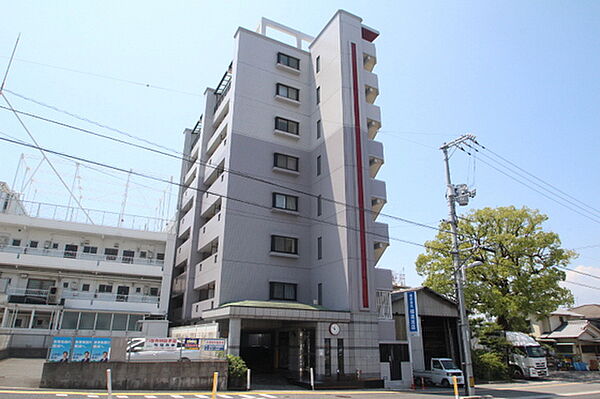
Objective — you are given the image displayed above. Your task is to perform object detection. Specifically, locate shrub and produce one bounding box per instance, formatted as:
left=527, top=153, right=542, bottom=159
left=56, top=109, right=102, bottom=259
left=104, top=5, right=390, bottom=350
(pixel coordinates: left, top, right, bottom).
left=227, top=354, right=248, bottom=379
left=473, top=350, right=508, bottom=382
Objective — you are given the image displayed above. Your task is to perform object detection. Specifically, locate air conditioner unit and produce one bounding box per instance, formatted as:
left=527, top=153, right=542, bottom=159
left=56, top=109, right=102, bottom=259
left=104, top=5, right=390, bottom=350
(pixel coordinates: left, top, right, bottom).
left=48, top=286, right=59, bottom=304
left=114, top=243, right=120, bottom=248
left=44, top=240, right=52, bottom=249
left=82, top=240, right=90, bottom=245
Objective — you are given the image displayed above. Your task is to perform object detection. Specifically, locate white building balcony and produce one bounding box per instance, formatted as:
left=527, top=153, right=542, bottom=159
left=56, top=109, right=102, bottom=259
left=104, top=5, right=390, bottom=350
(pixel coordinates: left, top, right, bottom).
left=178, top=207, right=195, bottom=239
left=364, top=71, right=379, bottom=104
left=370, top=179, right=387, bottom=220
left=61, top=290, right=159, bottom=313
left=183, top=162, right=198, bottom=187
left=206, top=141, right=227, bottom=178
left=180, top=180, right=197, bottom=213
left=191, top=297, right=215, bottom=319
left=197, top=213, right=222, bottom=253
left=0, top=246, right=164, bottom=277
left=371, top=222, right=389, bottom=264
left=175, top=238, right=191, bottom=268
left=206, top=122, right=228, bottom=158
left=171, top=272, right=187, bottom=297
left=365, top=104, right=381, bottom=140
left=362, top=42, right=377, bottom=72
left=201, top=177, right=226, bottom=216
left=367, top=140, right=384, bottom=178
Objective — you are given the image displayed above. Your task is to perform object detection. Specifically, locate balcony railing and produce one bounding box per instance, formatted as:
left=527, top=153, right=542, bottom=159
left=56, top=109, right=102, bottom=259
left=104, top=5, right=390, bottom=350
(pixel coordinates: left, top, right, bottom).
left=0, top=245, right=164, bottom=266
left=5, top=287, right=50, bottom=298
left=62, top=290, right=159, bottom=304
left=1, top=198, right=173, bottom=232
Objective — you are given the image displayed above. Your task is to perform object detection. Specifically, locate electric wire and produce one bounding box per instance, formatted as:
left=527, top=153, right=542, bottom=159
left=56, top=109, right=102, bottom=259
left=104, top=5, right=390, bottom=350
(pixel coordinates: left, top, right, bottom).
left=0, top=100, right=469, bottom=241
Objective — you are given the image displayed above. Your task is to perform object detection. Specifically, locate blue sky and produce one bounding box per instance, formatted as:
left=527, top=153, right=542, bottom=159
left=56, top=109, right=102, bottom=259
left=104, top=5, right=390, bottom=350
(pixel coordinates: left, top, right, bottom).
left=1, top=1, right=599, bottom=305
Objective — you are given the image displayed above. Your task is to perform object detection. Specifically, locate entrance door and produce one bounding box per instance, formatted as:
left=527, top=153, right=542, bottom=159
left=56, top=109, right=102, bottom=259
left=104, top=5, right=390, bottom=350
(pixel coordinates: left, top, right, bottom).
left=116, top=286, right=129, bottom=302
left=380, top=343, right=409, bottom=381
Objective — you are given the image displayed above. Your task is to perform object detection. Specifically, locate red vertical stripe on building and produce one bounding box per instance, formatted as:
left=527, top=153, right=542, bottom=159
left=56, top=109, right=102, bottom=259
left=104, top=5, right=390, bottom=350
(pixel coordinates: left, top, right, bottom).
left=350, top=42, right=369, bottom=308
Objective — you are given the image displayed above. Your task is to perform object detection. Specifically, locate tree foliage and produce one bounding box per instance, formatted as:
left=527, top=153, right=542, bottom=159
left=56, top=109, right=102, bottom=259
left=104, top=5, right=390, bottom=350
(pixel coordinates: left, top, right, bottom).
left=416, top=206, right=575, bottom=330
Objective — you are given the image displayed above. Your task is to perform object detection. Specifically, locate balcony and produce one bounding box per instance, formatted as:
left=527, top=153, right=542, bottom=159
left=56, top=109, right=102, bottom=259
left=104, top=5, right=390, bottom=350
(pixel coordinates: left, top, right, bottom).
left=206, top=122, right=228, bottom=158
left=184, top=162, right=198, bottom=187
left=178, top=207, right=195, bottom=239
left=2, top=199, right=172, bottom=232
left=363, top=71, right=379, bottom=104
left=171, top=272, right=187, bottom=297
left=175, top=238, right=191, bottom=267
left=363, top=52, right=377, bottom=73
left=5, top=287, right=50, bottom=304
left=367, top=140, right=384, bottom=178
left=197, top=212, right=222, bottom=251
left=370, top=179, right=387, bottom=220
left=371, top=222, right=389, bottom=264
left=0, top=246, right=164, bottom=266
left=61, top=290, right=159, bottom=313
left=180, top=179, right=197, bottom=213
left=206, top=140, right=227, bottom=177
left=201, top=177, right=226, bottom=216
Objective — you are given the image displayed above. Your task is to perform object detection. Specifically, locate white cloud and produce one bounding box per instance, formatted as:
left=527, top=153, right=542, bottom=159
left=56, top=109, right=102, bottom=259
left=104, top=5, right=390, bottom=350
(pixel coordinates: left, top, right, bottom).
left=560, top=265, right=600, bottom=306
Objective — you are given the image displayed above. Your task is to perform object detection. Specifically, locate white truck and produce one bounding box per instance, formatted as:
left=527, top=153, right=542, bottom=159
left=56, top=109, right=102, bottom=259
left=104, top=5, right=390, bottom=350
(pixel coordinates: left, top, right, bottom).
left=505, top=331, right=548, bottom=379
left=413, top=358, right=464, bottom=387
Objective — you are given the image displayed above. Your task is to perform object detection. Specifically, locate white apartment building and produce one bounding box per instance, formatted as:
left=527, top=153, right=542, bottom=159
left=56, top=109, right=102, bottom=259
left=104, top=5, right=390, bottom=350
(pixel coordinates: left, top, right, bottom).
left=0, top=183, right=175, bottom=356
left=170, top=10, right=395, bottom=383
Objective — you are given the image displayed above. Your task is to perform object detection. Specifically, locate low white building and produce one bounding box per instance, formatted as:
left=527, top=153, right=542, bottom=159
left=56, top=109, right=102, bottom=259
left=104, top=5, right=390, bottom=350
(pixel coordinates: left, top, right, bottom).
left=0, top=183, right=175, bottom=357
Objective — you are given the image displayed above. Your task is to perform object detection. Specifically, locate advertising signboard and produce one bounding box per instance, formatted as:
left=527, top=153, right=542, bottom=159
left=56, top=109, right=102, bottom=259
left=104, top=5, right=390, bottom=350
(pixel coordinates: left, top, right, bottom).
left=91, top=337, right=111, bottom=362
left=202, top=338, right=226, bottom=352
left=406, top=291, right=420, bottom=336
left=72, top=337, right=94, bottom=362
left=48, top=337, right=73, bottom=362
left=144, top=337, right=178, bottom=351
left=184, top=338, right=200, bottom=350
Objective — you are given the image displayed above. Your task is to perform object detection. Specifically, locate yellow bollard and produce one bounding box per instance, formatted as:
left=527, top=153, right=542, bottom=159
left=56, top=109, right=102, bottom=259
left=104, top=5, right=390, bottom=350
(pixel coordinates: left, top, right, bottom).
left=212, top=372, right=218, bottom=399
left=452, top=376, right=459, bottom=399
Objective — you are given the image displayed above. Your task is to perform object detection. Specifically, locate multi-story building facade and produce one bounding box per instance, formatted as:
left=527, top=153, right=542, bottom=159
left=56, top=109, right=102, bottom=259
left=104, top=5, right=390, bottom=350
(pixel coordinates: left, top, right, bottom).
left=171, top=10, right=394, bottom=381
left=0, top=183, right=175, bottom=355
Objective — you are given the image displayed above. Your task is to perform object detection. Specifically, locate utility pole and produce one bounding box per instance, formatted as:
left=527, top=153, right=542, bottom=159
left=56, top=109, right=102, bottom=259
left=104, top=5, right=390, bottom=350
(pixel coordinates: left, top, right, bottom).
left=440, top=134, right=477, bottom=396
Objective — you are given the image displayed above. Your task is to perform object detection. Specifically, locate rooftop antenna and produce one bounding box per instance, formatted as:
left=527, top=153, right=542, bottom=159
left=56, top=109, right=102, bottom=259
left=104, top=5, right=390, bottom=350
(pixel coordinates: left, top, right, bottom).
left=11, top=153, right=24, bottom=191
left=66, top=162, right=80, bottom=219
left=118, top=169, right=132, bottom=227
left=1, top=35, right=94, bottom=224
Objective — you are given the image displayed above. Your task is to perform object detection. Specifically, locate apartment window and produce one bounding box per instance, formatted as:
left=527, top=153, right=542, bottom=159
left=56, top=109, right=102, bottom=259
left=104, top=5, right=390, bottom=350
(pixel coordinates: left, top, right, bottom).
left=317, top=155, right=322, bottom=176
left=122, top=250, right=135, bottom=264
left=157, top=253, right=165, bottom=261
left=316, top=56, right=321, bottom=73
left=269, top=282, right=297, bottom=301
left=11, top=239, right=21, bottom=246
left=316, top=120, right=322, bottom=139
left=135, top=287, right=141, bottom=293
left=149, top=287, right=159, bottom=296
left=276, top=83, right=299, bottom=101
left=82, top=284, right=90, bottom=292
left=317, top=236, right=322, bottom=260
left=29, top=240, right=38, bottom=248
left=64, top=244, right=78, bottom=259
left=324, top=338, right=331, bottom=376
left=63, top=282, right=69, bottom=288
left=273, top=193, right=298, bottom=212
left=337, top=339, right=345, bottom=374
left=83, top=246, right=98, bottom=254
left=98, top=284, right=113, bottom=293
left=274, top=153, right=299, bottom=172
left=139, top=251, right=147, bottom=259
left=271, top=235, right=298, bottom=255
left=277, top=52, right=300, bottom=70
left=52, top=243, right=59, bottom=249
left=275, top=117, right=299, bottom=135
left=316, top=87, right=321, bottom=104
left=317, top=195, right=322, bottom=216
left=104, top=248, right=118, bottom=261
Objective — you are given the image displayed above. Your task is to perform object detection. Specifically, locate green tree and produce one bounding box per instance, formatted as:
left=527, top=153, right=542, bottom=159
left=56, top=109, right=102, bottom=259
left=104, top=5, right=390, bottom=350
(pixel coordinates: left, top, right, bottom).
left=416, top=206, right=575, bottom=331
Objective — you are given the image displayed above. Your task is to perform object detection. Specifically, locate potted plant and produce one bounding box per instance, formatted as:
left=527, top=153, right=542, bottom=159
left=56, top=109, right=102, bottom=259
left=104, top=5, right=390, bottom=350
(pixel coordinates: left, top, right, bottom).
left=227, top=354, right=248, bottom=390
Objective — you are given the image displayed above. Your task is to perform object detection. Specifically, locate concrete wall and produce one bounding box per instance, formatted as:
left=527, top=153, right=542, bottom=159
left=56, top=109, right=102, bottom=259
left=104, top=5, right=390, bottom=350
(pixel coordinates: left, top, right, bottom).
left=40, top=360, right=228, bottom=390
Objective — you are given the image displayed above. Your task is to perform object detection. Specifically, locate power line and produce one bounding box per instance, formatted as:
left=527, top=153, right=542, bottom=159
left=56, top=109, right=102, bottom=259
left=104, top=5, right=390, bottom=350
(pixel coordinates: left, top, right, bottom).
left=457, top=144, right=600, bottom=225
left=563, top=280, right=600, bottom=292
left=557, top=265, right=600, bottom=281
left=0, top=134, right=435, bottom=253
left=0, top=98, right=467, bottom=241
left=0, top=56, right=202, bottom=97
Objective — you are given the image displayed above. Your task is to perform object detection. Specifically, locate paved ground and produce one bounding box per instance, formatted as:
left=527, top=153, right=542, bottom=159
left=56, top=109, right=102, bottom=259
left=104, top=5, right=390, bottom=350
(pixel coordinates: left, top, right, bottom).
left=0, top=358, right=45, bottom=388
left=1, top=358, right=599, bottom=398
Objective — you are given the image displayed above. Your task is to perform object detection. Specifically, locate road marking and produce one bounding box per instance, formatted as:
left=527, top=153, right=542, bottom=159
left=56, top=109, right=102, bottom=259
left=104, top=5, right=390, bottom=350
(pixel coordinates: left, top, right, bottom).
left=144, top=396, right=157, bottom=398
left=194, top=396, right=209, bottom=398
left=117, top=396, right=129, bottom=398
left=56, top=395, right=68, bottom=397
left=217, top=395, right=233, bottom=398
left=259, top=395, right=277, bottom=399
left=88, top=396, right=99, bottom=398
left=494, top=381, right=581, bottom=390
left=563, top=390, right=600, bottom=397
left=170, top=396, right=184, bottom=398
left=239, top=395, right=256, bottom=399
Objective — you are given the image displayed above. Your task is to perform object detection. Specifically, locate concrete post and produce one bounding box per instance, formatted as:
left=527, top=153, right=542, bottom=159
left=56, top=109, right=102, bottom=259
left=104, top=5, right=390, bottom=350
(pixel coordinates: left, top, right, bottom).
left=228, top=318, right=241, bottom=355
left=1, top=308, right=9, bottom=328
left=28, top=309, right=36, bottom=329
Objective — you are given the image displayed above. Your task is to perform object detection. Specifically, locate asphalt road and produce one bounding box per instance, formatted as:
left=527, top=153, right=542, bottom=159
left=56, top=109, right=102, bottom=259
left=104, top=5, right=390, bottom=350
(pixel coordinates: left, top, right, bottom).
left=0, top=381, right=600, bottom=399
